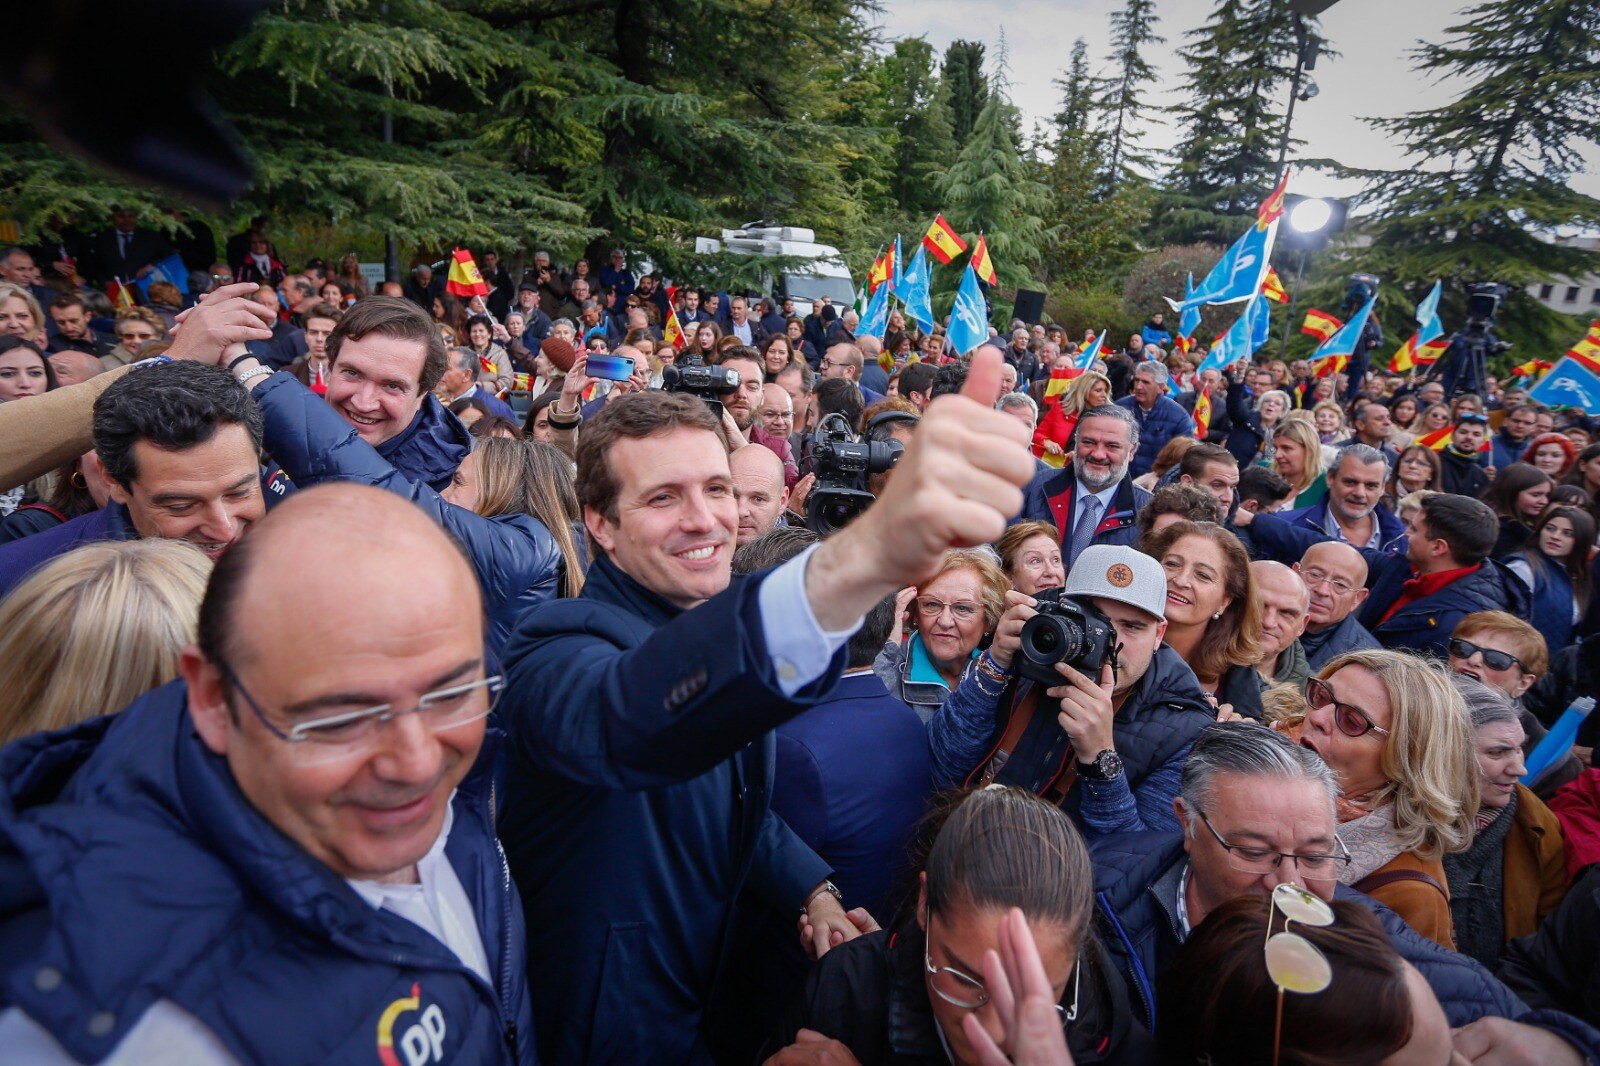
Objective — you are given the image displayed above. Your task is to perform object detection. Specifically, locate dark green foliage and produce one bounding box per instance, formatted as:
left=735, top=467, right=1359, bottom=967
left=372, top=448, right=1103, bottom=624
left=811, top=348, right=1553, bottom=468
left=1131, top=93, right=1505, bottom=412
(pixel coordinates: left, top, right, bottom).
left=941, top=40, right=989, bottom=149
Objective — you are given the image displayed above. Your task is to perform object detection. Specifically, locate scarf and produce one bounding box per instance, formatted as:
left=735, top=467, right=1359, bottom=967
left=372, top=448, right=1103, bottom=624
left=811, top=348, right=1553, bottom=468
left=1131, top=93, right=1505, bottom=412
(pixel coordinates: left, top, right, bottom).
left=1335, top=802, right=1404, bottom=886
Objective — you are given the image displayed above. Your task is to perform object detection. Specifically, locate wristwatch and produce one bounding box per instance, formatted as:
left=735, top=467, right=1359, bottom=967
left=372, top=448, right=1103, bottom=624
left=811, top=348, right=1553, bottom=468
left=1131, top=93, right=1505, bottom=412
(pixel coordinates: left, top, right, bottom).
left=1079, top=749, right=1124, bottom=782
left=803, top=880, right=842, bottom=912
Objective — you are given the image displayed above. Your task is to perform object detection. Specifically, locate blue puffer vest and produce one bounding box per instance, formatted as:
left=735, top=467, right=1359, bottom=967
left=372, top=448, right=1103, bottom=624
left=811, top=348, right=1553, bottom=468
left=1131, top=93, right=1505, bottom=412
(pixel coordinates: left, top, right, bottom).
left=0, top=682, right=536, bottom=1066
left=1524, top=552, right=1578, bottom=652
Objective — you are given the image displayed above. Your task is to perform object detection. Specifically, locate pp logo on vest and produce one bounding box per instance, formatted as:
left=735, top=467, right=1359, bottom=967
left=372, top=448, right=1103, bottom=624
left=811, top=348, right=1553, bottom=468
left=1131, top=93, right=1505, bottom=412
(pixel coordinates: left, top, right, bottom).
left=376, top=982, right=447, bottom=1066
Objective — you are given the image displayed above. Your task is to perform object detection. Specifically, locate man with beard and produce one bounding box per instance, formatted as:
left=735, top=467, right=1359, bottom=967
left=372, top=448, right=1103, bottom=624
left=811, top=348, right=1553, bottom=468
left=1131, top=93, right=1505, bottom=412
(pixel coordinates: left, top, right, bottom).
left=1013, top=404, right=1149, bottom=569
left=720, top=348, right=798, bottom=488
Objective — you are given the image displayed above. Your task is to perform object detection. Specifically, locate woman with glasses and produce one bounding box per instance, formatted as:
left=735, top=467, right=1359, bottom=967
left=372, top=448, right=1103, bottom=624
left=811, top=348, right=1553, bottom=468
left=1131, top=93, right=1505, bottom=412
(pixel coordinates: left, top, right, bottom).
left=873, top=548, right=1009, bottom=722
left=1382, top=444, right=1441, bottom=513
left=103, top=307, right=167, bottom=369
left=1480, top=462, right=1554, bottom=560
left=1159, top=894, right=1454, bottom=1065
left=766, top=785, right=1153, bottom=1066
left=1505, top=504, right=1594, bottom=652
left=1442, top=675, right=1568, bottom=971
left=1291, top=649, right=1477, bottom=948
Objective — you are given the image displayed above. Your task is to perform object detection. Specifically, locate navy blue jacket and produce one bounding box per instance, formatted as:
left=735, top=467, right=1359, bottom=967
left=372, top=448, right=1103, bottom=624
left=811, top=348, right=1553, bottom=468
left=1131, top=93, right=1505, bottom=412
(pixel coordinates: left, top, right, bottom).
left=1090, top=832, right=1600, bottom=1057
left=1117, top=394, right=1192, bottom=478
left=253, top=372, right=563, bottom=648
left=376, top=391, right=474, bottom=493
left=0, top=504, right=126, bottom=602
left=1300, top=611, right=1383, bottom=670
left=772, top=672, right=931, bottom=920
left=1241, top=498, right=1408, bottom=563
left=1358, top=554, right=1532, bottom=659
left=1014, top=468, right=1149, bottom=554
left=1491, top=428, right=1533, bottom=472
left=497, top=555, right=843, bottom=1065
left=0, top=683, right=536, bottom=1064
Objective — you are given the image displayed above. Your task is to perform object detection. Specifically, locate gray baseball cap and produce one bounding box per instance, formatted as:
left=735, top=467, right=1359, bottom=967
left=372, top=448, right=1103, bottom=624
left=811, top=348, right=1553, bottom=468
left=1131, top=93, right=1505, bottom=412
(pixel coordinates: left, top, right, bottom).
left=1063, top=544, right=1167, bottom=620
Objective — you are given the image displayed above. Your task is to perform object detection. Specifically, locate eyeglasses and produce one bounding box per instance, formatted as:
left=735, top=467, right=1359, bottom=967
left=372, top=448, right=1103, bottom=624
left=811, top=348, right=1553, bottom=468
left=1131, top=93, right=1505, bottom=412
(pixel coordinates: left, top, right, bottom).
left=119, top=331, right=156, bottom=342
left=1305, top=677, right=1390, bottom=740
left=916, top=597, right=981, bottom=622
left=1194, top=810, right=1351, bottom=882
left=925, top=933, right=1078, bottom=1024
left=1447, top=637, right=1524, bottom=673
left=219, top=662, right=504, bottom=766
left=1263, top=882, right=1336, bottom=1066
left=1458, top=413, right=1489, bottom=425
left=1298, top=567, right=1356, bottom=598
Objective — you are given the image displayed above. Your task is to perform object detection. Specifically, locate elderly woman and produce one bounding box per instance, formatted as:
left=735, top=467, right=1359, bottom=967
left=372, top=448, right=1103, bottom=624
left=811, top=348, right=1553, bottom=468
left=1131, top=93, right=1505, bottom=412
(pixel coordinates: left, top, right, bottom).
left=994, top=520, right=1065, bottom=596
left=874, top=547, right=1009, bottom=722
left=1031, top=370, right=1110, bottom=469
left=1143, top=520, right=1266, bottom=721
left=1441, top=675, right=1568, bottom=970
left=103, top=307, right=167, bottom=370
left=1296, top=648, right=1478, bottom=948
left=1224, top=373, right=1291, bottom=467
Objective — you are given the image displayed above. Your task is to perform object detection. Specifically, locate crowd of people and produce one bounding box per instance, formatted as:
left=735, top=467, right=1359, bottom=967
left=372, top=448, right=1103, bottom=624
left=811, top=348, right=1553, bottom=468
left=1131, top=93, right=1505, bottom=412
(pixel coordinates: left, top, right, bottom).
left=3, top=226, right=1600, bottom=1066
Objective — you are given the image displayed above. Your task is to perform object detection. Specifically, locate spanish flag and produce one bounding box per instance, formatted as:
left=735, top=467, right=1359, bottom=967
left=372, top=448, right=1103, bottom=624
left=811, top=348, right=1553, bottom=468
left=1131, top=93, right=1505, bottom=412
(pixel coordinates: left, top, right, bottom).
left=1261, top=267, right=1289, bottom=304
left=1389, top=331, right=1448, bottom=373
left=868, top=248, right=891, bottom=295
left=923, top=214, right=968, bottom=265
left=970, top=233, right=998, bottom=286
left=1511, top=357, right=1554, bottom=380
left=1257, top=169, right=1290, bottom=230
left=1415, top=424, right=1453, bottom=451
left=1310, top=352, right=1348, bottom=379
left=1042, top=366, right=1074, bottom=403
left=446, top=248, right=489, bottom=298
left=1301, top=308, right=1343, bottom=344
left=107, top=277, right=135, bottom=312
left=511, top=372, right=533, bottom=391
left=1193, top=384, right=1212, bottom=438
left=663, top=306, right=685, bottom=349
left=1566, top=320, right=1600, bottom=374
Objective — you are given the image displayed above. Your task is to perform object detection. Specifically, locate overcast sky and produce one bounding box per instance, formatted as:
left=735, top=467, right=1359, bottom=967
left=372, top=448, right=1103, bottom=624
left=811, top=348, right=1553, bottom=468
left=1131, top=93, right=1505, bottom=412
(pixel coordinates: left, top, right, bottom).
left=875, top=0, right=1600, bottom=205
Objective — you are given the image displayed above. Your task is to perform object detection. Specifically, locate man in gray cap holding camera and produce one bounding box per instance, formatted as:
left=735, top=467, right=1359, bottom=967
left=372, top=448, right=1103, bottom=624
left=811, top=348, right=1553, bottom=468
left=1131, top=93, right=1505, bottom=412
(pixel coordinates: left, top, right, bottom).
left=962, top=543, right=1217, bottom=838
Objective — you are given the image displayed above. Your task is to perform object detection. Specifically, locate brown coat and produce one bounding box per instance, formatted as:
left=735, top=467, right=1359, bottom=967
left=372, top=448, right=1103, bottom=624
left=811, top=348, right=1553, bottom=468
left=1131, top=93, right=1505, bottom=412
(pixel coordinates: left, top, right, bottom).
left=1503, top=784, right=1569, bottom=940
left=1362, top=851, right=1456, bottom=951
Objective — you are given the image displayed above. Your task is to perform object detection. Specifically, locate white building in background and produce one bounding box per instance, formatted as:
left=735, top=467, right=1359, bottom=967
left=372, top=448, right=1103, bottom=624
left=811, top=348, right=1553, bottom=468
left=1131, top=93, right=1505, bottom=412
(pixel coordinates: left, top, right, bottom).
left=1528, top=235, right=1600, bottom=315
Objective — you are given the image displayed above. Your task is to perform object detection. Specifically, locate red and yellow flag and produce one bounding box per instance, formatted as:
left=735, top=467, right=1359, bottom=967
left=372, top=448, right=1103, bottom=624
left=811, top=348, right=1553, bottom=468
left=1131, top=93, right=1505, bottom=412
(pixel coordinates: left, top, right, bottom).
left=867, top=248, right=891, bottom=295
left=663, top=306, right=685, bottom=349
left=107, top=278, right=135, bottom=312
left=446, top=248, right=489, bottom=298
left=1511, top=357, right=1554, bottom=380
left=1311, top=353, right=1349, bottom=379
left=1193, top=385, right=1212, bottom=437
left=922, top=214, right=969, bottom=265
left=1042, top=366, right=1074, bottom=404
left=1301, top=308, right=1343, bottom=344
left=1261, top=267, right=1289, bottom=304
left=511, top=372, right=533, bottom=391
left=1415, top=424, right=1453, bottom=451
left=1389, top=331, right=1451, bottom=373
left=970, top=233, right=998, bottom=286
left=1257, top=169, right=1290, bottom=230
left=1566, top=320, right=1600, bottom=375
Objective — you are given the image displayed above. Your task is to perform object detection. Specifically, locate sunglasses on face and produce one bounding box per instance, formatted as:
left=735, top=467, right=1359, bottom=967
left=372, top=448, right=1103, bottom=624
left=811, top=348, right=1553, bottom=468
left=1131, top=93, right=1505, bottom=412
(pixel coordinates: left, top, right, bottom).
left=1305, top=677, right=1390, bottom=740
left=1448, top=637, right=1524, bottom=673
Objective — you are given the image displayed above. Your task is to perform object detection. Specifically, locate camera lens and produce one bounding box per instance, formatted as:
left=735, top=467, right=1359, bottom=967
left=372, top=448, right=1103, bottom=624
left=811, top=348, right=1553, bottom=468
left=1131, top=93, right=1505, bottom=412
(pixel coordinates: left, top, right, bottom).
left=1034, top=628, right=1059, bottom=653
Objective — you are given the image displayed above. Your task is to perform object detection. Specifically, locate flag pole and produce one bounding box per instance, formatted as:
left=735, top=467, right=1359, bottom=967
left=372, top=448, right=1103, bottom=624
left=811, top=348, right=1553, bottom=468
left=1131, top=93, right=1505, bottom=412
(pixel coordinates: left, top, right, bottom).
left=1277, top=248, right=1308, bottom=359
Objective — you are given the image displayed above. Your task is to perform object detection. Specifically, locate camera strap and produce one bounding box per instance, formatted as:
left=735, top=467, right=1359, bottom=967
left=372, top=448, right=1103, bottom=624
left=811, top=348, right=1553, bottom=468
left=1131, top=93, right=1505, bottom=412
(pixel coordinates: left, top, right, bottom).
left=974, top=686, right=1079, bottom=804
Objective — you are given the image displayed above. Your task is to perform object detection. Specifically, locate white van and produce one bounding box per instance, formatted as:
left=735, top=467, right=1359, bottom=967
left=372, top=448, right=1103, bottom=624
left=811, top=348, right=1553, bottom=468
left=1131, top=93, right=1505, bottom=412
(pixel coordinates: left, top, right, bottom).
left=695, top=225, right=856, bottom=308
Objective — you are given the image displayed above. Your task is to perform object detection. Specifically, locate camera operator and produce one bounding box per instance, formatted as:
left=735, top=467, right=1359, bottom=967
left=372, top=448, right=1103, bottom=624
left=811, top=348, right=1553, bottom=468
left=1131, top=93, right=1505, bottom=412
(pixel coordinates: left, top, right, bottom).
left=495, top=349, right=1035, bottom=1063
left=932, top=544, right=1215, bottom=838
left=1339, top=274, right=1385, bottom=405
left=1433, top=282, right=1512, bottom=399
left=718, top=347, right=798, bottom=487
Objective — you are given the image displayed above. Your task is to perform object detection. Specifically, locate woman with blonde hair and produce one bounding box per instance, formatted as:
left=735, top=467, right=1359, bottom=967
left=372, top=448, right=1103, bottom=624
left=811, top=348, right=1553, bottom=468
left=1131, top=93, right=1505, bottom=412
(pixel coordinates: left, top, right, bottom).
left=104, top=307, right=167, bottom=369
left=0, top=539, right=212, bottom=745
left=445, top=436, right=585, bottom=598
left=1143, top=520, right=1265, bottom=719
left=1296, top=648, right=1478, bottom=948
left=1269, top=414, right=1326, bottom=510
left=0, top=282, right=44, bottom=344
left=1031, top=370, right=1110, bottom=469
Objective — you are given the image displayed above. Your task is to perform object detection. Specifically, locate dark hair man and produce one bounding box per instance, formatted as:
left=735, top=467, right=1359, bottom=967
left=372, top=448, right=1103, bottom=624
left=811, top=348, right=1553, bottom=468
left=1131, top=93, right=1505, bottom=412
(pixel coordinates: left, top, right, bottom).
left=1014, top=404, right=1149, bottom=568
left=1176, top=442, right=1240, bottom=513
left=1438, top=413, right=1491, bottom=497
left=1235, top=465, right=1292, bottom=515
left=721, top=348, right=798, bottom=487
left=898, top=361, right=937, bottom=412
left=493, top=351, right=1034, bottom=1063
left=0, top=361, right=266, bottom=599
left=0, top=485, right=538, bottom=1064
left=45, top=293, right=110, bottom=358
left=1237, top=444, right=1406, bottom=560
left=1491, top=402, right=1542, bottom=470
left=1093, top=723, right=1598, bottom=1061
left=1136, top=482, right=1224, bottom=539
left=1333, top=402, right=1400, bottom=468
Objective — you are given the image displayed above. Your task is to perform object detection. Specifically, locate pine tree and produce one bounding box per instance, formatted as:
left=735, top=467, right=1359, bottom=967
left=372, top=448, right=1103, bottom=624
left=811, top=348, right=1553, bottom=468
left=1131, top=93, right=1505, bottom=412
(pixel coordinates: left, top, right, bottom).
left=1333, top=0, right=1600, bottom=355
left=1154, top=0, right=1325, bottom=245
left=938, top=84, right=1053, bottom=319
left=1098, top=0, right=1164, bottom=192
left=882, top=38, right=958, bottom=219
left=941, top=41, right=990, bottom=149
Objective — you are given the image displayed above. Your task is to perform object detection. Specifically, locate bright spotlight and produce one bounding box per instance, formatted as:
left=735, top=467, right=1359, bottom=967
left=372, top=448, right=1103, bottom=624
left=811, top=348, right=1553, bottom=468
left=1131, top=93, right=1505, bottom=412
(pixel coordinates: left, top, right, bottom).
left=1289, top=197, right=1334, bottom=234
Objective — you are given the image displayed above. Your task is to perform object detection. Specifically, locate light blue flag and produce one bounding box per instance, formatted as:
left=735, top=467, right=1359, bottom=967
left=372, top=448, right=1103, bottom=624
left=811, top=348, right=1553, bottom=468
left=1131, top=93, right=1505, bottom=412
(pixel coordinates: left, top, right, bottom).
left=1529, top=357, right=1600, bottom=416
left=1179, top=273, right=1201, bottom=344
left=1075, top=329, right=1106, bottom=372
left=1167, top=220, right=1278, bottom=313
left=1196, top=295, right=1265, bottom=375
left=1310, top=296, right=1375, bottom=363
left=890, top=235, right=905, bottom=294
left=899, top=247, right=935, bottom=333
left=133, top=253, right=190, bottom=299
left=859, top=278, right=891, bottom=340
left=947, top=263, right=990, bottom=356
left=1416, top=280, right=1442, bottom=326
left=1250, top=291, right=1272, bottom=351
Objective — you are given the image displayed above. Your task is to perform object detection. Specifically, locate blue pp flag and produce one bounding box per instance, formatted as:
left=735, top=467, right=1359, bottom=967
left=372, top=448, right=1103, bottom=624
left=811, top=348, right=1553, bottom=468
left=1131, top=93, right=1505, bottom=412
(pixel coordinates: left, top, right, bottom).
left=947, top=263, right=990, bottom=356
left=1179, top=273, right=1201, bottom=344
left=1075, top=329, right=1106, bottom=373
left=889, top=235, right=904, bottom=294
left=1250, top=291, right=1271, bottom=351
left=899, top=247, right=935, bottom=333
left=134, top=253, right=190, bottom=299
left=1197, top=294, right=1266, bottom=374
left=1529, top=356, right=1600, bottom=416
left=859, top=278, right=891, bottom=340
left=1167, top=220, right=1278, bottom=313
left=1310, top=297, right=1375, bottom=364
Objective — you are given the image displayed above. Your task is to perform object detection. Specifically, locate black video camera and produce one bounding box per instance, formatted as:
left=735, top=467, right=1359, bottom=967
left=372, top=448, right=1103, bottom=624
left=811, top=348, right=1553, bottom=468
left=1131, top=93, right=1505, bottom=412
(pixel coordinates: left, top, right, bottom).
left=805, top=413, right=902, bottom=534
left=661, top=364, right=741, bottom=415
left=1015, top=588, right=1119, bottom=686
left=1463, top=282, right=1514, bottom=352
left=1342, top=273, right=1379, bottom=315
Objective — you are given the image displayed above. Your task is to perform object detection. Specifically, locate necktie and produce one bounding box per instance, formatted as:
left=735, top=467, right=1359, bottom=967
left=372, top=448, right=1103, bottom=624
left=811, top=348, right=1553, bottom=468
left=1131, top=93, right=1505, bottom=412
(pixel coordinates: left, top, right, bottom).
left=1068, top=495, right=1101, bottom=572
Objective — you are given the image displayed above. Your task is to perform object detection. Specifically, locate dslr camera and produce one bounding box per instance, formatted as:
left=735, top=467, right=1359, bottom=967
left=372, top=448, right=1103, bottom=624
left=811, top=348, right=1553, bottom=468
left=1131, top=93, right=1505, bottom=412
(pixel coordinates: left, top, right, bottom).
left=661, top=364, right=741, bottom=416
left=1015, top=588, right=1119, bottom=686
left=805, top=413, right=902, bottom=534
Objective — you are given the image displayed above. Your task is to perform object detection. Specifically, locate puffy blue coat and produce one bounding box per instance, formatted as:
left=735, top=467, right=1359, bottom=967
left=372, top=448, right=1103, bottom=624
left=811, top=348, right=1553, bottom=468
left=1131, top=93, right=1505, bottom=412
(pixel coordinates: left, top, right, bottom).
left=1013, top=468, right=1150, bottom=553
left=0, top=682, right=536, bottom=1065
left=497, top=555, right=842, bottom=1065
left=253, top=372, right=563, bottom=648
left=1117, top=395, right=1193, bottom=478
left=376, top=390, right=474, bottom=492
left=1090, top=831, right=1600, bottom=1057
left=1358, top=554, right=1532, bottom=659
left=1240, top=499, right=1408, bottom=563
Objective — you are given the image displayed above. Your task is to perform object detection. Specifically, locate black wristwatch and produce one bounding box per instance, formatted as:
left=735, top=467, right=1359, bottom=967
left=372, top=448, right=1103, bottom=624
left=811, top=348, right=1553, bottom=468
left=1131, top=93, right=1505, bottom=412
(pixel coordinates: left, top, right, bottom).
left=1079, top=749, right=1124, bottom=782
